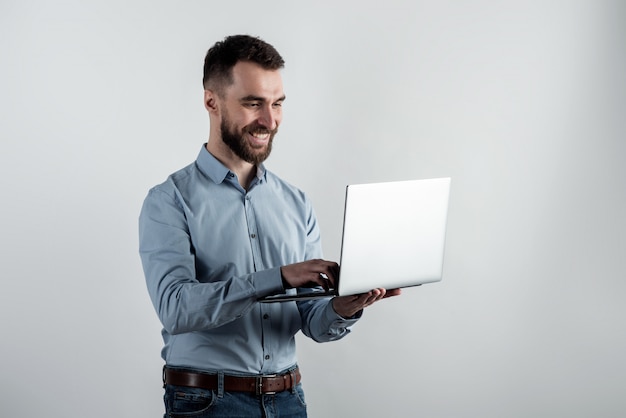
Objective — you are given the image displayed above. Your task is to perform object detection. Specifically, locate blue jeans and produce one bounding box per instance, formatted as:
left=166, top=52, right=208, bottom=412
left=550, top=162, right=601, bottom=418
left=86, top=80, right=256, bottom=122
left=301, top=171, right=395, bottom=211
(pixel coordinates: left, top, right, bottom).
left=163, top=383, right=308, bottom=417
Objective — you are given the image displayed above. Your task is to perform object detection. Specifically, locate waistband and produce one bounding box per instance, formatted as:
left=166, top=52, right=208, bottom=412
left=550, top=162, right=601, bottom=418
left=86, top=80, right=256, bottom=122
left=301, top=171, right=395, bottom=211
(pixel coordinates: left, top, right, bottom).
left=163, top=366, right=301, bottom=395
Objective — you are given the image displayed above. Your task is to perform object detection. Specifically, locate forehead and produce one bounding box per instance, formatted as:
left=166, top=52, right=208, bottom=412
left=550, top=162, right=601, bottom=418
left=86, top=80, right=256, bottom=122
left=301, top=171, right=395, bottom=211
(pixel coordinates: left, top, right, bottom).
left=226, top=61, right=284, bottom=99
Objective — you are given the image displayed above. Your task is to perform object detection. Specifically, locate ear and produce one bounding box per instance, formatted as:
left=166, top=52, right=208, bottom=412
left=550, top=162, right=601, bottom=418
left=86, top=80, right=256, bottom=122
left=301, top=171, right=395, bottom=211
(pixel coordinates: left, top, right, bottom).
left=204, top=89, right=219, bottom=114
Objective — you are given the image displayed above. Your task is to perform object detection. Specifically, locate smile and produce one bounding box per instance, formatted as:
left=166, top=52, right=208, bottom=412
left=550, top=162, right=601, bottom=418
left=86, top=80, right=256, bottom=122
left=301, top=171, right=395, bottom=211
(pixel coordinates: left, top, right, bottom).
left=250, top=131, right=270, bottom=140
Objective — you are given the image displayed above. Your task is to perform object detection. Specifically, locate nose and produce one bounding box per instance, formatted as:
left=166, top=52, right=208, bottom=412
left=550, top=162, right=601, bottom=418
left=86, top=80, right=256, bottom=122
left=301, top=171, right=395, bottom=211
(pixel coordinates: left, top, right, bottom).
left=257, top=104, right=280, bottom=130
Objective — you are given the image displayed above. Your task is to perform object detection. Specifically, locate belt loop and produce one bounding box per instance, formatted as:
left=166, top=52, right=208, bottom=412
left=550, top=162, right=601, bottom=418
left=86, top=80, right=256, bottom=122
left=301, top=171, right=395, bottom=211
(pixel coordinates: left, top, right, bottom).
left=162, top=365, right=167, bottom=389
left=290, top=369, right=296, bottom=394
left=217, top=371, right=224, bottom=398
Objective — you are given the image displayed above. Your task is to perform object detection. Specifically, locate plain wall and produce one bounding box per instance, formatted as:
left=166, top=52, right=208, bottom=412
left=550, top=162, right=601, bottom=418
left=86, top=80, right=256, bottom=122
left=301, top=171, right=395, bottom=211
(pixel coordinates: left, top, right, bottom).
left=1, top=1, right=624, bottom=417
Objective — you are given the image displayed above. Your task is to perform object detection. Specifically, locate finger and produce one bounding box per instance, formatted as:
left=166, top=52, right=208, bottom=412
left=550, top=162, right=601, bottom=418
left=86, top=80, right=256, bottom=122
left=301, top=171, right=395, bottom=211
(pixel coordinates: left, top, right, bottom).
left=319, top=262, right=339, bottom=288
left=357, top=295, right=371, bottom=306
left=309, top=269, right=333, bottom=289
left=318, top=273, right=330, bottom=291
left=383, top=288, right=402, bottom=298
left=367, top=289, right=383, bottom=301
left=360, top=289, right=384, bottom=307
left=331, top=263, right=340, bottom=284
left=305, top=273, right=328, bottom=289
left=352, top=290, right=375, bottom=303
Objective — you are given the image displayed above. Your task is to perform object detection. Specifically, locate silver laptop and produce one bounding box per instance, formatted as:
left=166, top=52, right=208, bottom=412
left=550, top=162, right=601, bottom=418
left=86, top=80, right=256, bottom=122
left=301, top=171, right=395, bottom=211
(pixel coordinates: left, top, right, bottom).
left=259, top=177, right=451, bottom=302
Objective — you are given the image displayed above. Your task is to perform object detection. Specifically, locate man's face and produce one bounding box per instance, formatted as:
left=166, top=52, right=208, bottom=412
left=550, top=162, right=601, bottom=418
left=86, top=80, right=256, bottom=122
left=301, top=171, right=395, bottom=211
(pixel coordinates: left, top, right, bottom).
left=218, top=61, right=285, bottom=165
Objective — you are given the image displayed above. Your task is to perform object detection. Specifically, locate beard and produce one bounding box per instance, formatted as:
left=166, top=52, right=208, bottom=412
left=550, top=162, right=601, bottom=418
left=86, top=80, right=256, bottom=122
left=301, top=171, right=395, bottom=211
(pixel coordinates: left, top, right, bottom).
left=220, top=114, right=277, bottom=165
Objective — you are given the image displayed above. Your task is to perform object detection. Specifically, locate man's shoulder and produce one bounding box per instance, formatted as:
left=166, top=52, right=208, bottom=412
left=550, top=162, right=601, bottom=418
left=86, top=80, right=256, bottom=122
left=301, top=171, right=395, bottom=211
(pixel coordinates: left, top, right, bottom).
left=147, top=161, right=198, bottom=196
left=265, top=170, right=307, bottom=198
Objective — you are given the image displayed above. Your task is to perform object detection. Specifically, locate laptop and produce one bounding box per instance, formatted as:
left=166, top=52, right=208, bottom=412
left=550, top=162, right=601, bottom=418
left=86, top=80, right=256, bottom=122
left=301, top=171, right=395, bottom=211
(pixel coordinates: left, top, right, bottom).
left=259, top=177, right=451, bottom=303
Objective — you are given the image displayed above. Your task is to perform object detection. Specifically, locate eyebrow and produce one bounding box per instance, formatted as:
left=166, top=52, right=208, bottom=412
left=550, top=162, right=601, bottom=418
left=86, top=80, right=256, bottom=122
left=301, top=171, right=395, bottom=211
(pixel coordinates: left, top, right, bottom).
left=239, top=95, right=286, bottom=103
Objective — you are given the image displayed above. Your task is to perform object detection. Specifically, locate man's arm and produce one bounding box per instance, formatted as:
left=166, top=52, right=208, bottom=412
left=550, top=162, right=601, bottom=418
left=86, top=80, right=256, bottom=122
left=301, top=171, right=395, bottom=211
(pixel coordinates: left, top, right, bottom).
left=138, top=187, right=284, bottom=335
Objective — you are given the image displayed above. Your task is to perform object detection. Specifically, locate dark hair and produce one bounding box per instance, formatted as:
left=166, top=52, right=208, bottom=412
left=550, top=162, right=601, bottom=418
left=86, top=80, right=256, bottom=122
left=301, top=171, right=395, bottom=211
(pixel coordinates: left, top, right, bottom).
left=202, top=35, right=285, bottom=93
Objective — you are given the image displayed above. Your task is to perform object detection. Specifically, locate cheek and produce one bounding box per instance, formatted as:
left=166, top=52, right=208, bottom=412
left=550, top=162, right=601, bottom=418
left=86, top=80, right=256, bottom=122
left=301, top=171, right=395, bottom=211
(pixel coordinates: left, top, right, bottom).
left=240, top=113, right=260, bottom=127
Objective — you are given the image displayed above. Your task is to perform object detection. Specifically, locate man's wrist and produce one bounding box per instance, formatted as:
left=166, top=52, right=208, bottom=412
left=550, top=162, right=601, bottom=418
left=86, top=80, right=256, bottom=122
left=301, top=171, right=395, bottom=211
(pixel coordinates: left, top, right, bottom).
left=280, top=267, right=291, bottom=289
left=331, top=298, right=360, bottom=319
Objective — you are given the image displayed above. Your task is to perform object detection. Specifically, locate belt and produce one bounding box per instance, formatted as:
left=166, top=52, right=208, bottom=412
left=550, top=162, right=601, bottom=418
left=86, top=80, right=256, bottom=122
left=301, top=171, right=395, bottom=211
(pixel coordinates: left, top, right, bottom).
left=163, top=367, right=301, bottom=395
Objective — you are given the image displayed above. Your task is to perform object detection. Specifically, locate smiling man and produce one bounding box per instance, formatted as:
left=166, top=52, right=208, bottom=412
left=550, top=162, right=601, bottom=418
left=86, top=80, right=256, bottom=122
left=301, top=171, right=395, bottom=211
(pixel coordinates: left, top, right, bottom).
left=206, top=59, right=284, bottom=181
left=139, top=35, right=400, bottom=417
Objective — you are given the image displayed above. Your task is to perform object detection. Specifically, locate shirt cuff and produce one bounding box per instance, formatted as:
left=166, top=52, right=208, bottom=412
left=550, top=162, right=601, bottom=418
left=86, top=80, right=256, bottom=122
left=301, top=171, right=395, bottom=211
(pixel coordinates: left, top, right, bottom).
left=325, top=300, right=362, bottom=324
left=253, top=266, right=285, bottom=298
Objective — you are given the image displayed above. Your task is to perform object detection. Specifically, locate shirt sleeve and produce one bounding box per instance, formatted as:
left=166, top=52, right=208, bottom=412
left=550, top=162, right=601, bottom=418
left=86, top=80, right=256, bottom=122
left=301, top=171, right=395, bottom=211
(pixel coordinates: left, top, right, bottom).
left=138, top=186, right=284, bottom=335
left=298, top=298, right=363, bottom=342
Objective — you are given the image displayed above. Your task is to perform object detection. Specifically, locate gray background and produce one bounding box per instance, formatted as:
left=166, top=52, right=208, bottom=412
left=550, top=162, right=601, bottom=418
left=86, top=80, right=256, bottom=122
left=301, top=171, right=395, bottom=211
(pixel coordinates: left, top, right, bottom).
left=1, top=1, right=624, bottom=417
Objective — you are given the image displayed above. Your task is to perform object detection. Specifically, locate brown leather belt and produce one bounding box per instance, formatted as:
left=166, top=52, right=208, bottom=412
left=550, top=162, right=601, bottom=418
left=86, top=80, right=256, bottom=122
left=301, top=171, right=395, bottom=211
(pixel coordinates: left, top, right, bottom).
left=163, top=367, right=301, bottom=395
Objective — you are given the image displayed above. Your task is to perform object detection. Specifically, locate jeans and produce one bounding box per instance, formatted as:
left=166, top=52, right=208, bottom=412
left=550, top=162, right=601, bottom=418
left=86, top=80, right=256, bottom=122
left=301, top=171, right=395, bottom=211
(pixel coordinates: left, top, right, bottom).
left=163, top=383, right=308, bottom=417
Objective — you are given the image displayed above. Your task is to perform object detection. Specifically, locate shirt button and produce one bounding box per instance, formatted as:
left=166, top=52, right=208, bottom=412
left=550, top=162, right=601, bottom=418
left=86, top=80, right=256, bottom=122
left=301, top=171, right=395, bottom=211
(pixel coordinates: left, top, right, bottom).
left=263, top=314, right=269, bottom=319
left=265, top=355, right=270, bottom=360
left=251, top=233, right=256, bottom=239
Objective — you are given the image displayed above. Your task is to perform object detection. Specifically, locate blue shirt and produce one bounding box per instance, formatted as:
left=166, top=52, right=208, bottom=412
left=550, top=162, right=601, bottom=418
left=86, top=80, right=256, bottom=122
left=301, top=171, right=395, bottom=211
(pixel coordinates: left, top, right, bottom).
left=139, top=145, right=360, bottom=374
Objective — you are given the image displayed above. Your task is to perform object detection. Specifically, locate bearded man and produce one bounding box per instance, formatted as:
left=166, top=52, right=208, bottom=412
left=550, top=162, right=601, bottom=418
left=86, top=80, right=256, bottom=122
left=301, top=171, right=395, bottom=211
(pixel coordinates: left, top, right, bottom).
left=139, top=34, right=399, bottom=417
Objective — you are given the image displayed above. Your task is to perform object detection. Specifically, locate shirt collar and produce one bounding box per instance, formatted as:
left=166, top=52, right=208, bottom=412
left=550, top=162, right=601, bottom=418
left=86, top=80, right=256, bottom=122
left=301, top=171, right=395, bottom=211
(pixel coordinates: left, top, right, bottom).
left=196, top=144, right=267, bottom=185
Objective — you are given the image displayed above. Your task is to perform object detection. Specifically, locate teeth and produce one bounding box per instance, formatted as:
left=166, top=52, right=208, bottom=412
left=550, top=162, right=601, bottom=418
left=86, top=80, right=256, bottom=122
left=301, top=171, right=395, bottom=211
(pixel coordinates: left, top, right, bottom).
left=252, top=132, right=269, bottom=139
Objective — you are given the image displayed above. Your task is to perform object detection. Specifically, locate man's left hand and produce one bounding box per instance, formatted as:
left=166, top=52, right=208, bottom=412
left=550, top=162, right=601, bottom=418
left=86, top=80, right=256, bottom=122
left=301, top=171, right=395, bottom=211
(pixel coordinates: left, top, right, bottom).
left=332, top=288, right=402, bottom=318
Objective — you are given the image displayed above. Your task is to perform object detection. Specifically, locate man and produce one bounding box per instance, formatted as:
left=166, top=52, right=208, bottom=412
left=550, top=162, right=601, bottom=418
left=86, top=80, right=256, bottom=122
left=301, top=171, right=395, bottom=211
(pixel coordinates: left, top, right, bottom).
left=139, top=34, right=400, bottom=417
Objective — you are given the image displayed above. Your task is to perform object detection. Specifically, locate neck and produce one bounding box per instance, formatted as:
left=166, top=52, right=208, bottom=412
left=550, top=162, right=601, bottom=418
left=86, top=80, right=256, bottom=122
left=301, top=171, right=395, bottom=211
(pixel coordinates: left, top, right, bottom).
left=205, top=140, right=256, bottom=190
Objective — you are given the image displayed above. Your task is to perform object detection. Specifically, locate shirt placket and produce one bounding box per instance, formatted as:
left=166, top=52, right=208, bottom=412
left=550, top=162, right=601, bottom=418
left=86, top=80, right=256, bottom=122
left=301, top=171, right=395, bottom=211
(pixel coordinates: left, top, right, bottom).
left=244, top=192, right=275, bottom=371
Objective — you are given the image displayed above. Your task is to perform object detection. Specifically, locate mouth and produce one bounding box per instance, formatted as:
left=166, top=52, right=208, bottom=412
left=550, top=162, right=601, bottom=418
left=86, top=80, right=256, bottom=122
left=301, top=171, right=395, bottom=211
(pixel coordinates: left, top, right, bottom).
left=246, top=128, right=274, bottom=147
left=250, top=130, right=270, bottom=141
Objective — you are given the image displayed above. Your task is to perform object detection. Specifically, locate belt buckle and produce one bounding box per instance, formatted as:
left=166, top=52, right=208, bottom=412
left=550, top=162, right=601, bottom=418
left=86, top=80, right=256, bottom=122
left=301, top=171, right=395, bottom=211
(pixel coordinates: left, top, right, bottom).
left=256, top=374, right=278, bottom=395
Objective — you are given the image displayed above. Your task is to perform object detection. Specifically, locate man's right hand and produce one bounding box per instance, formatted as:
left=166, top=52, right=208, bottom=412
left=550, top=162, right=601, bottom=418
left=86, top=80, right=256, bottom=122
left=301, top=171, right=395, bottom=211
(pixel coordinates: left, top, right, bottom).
left=280, top=259, right=339, bottom=290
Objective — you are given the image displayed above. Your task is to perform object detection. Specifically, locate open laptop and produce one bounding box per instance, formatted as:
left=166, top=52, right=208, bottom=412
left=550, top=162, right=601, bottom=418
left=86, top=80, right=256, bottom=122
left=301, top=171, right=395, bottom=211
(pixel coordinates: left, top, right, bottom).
left=259, top=177, right=451, bottom=303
